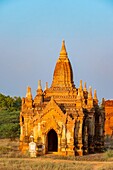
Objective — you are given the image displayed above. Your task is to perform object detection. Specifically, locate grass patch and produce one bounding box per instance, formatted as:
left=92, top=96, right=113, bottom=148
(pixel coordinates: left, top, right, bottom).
left=98, top=164, right=113, bottom=170
left=0, top=159, right=92, bottom=170
left=1, top=139, right=113, bottom=170
left=42, top=153, right=107, bottom=161
left=105, top=150, right=113, bottom=158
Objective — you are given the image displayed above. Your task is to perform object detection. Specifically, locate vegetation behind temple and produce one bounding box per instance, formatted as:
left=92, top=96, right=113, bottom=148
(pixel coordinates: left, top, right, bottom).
left=0, top=93, right=21, bottom=139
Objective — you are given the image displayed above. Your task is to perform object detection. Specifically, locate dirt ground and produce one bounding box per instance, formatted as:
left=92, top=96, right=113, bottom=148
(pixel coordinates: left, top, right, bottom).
left=0, top=139, right=113, bottom=170
left=0, top=157, right=113, bottom=170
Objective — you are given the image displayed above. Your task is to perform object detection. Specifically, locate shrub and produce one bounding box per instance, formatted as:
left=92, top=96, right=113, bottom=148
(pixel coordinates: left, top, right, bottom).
left=104, top=149, right=113, bottom=159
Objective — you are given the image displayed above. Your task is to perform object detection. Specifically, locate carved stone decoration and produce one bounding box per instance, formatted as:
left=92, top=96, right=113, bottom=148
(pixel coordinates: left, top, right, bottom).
left=19, top=41, right=104, bottom=156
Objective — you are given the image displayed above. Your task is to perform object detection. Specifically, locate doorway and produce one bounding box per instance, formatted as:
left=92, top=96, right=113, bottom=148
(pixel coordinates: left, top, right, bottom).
left=47, top=129, right=58, bottom=152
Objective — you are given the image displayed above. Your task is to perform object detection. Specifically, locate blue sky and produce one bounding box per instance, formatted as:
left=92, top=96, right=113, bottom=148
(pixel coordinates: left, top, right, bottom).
left=0, top=0, right=113, bottom=101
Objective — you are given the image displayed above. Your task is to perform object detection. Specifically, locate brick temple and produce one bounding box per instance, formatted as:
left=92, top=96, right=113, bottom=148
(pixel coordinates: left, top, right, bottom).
left=105, top=100, right=113, bottom=136
left=20, top=41, right=105, bottom=156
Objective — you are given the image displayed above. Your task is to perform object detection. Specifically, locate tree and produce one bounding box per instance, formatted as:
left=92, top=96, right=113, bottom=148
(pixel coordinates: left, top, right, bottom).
left=0, top=93, right=21, bottom=111
left=0, top=93, right=21, bottom=139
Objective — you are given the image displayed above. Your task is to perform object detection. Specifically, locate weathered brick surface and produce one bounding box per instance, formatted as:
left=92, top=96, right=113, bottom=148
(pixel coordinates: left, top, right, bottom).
left=105, top=100, right=113, bottom=135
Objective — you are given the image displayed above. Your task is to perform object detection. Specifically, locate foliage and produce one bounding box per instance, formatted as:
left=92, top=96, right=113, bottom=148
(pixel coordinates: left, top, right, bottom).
left=0, top=93, right=21, bottom=111
left=0, top=110, right=20, bottom=139
left=0, top=93, right=21, bottom=139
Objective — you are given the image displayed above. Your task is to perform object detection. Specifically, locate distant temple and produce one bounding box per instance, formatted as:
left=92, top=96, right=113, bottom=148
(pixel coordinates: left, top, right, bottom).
left=20, top=41, right=105, bottom=156
left=105, top=100, right=113, bottom=136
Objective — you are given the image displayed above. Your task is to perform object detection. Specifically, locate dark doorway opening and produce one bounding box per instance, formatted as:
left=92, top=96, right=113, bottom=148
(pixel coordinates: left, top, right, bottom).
left=47, top=129, right=58, bottom=152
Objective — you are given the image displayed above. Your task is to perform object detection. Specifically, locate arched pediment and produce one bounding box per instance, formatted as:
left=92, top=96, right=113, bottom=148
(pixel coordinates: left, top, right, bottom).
left=40, top=97, right=66, bottom=123
left=41, top=116, right=63, bottom=135
left=44, top=124, right=60, bottom=135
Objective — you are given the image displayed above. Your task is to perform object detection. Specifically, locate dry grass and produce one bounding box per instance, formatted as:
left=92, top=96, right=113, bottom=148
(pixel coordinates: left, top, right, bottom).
left=0, top=138, right=27, bottom=158
left=0, top=139, right=113, bottom=170
left=0, top=159, right=93, bottom=170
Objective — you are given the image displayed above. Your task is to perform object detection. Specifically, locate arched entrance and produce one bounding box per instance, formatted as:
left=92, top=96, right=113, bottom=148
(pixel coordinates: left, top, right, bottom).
left=47, top=129, right=58, bottom=152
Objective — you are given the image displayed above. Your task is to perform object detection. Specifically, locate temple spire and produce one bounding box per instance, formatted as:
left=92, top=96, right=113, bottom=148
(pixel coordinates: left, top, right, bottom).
left=36, top=80, right=43, bottom=95
left=59, top=40, right=68, bottom=58
left=93, top=89, right=98, bottom=105
left=88, top=86, right=93, bottom=99
left=38, top=80, right=42, bottom=90
left=34, top=80, right=43, bottom=104
left=87, top=86, right=93, bottom=107
left=77, top=88, right=82, bottom=100
left=44, top=82, right=48, bottom=91
left=79, top=80, right=83, bottom=91
left=26, top=86, right=32, bottom=99
left=25, top=86, right=33, bottom=108
left=51, top=40, right=74, bottom=89
left=94, top=89, right=97, bottom=100
left=84, top=82, right=87, bottom=92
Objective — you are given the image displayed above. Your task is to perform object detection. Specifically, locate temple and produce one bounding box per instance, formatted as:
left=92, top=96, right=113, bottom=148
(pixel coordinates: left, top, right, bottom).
left=20, top=41, right=105, bottom=156
left=104, top=100, right=113, bottom=136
